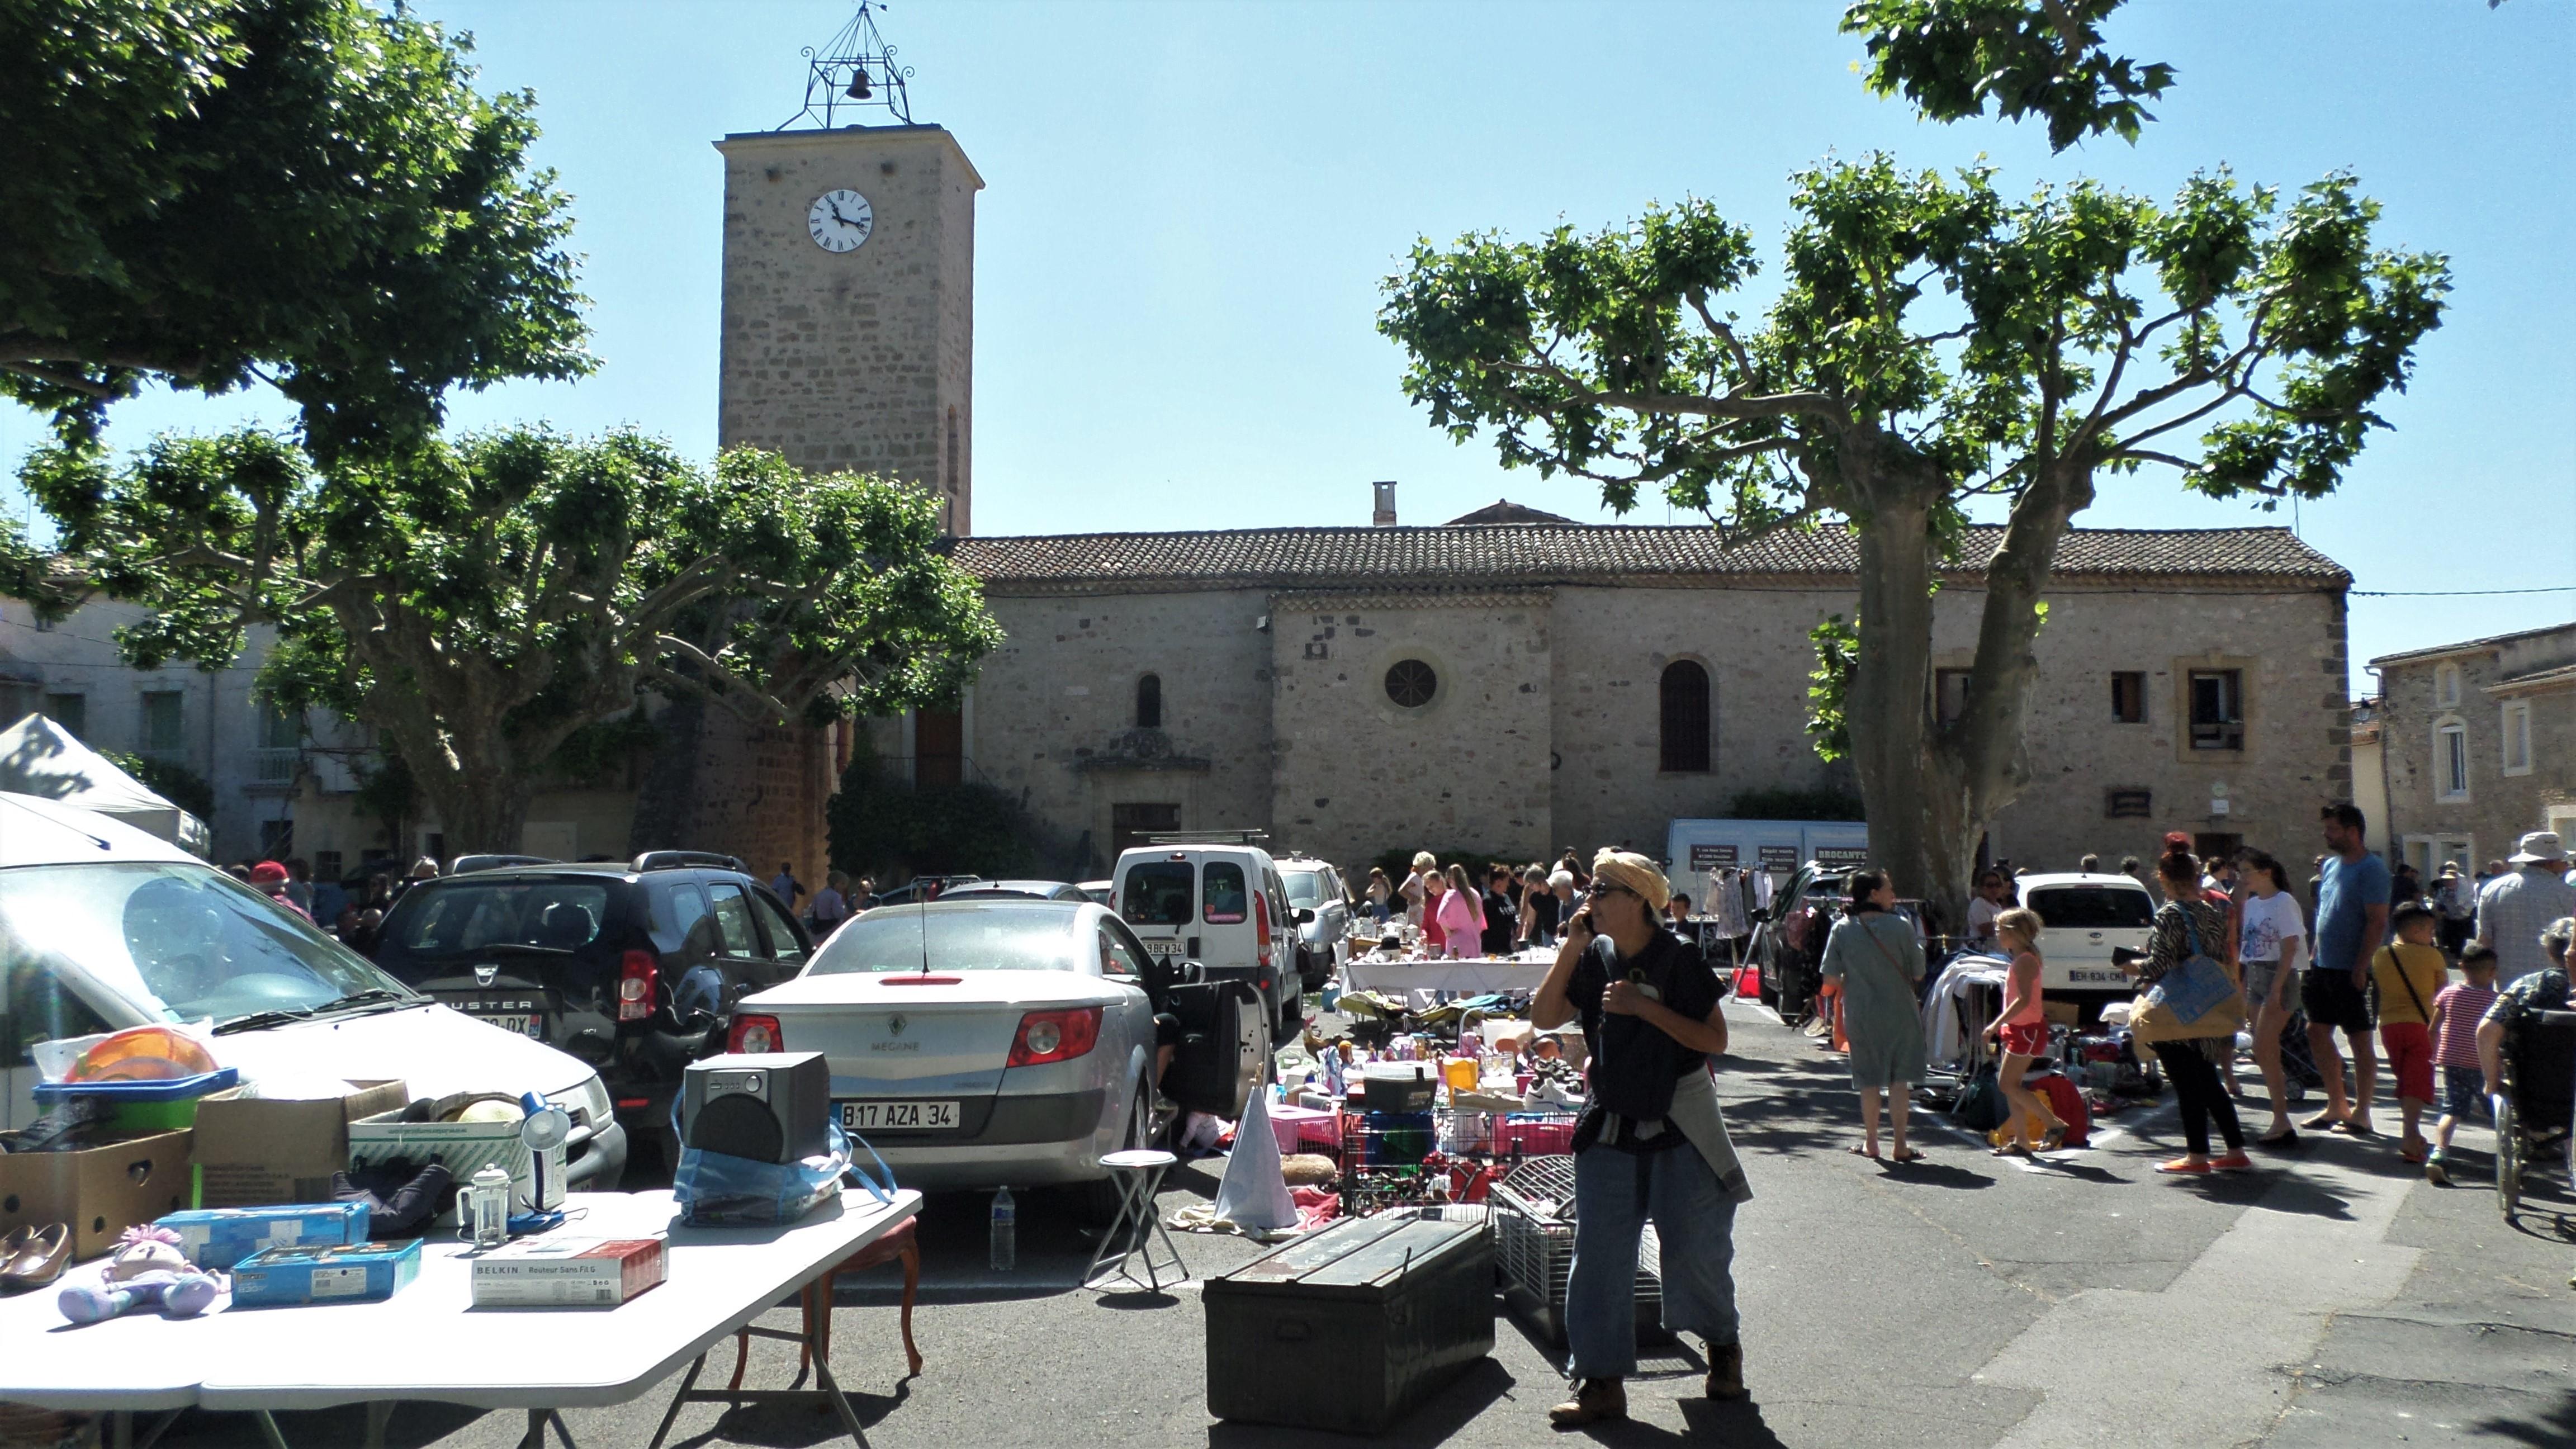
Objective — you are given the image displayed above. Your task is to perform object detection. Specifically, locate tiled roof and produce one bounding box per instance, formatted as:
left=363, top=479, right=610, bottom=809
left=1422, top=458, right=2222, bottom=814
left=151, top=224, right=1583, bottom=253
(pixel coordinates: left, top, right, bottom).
left=951, top=524, right=2350, bottom=595
left=2369, top=621, right=2576, bottom=669
left=1445, top=499, right=1581, bottom=526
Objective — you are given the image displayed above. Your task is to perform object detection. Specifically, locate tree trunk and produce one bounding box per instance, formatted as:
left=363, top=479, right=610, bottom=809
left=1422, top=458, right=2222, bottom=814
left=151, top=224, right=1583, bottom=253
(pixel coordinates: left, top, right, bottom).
left=1843, top=490, right=1958, bottom=917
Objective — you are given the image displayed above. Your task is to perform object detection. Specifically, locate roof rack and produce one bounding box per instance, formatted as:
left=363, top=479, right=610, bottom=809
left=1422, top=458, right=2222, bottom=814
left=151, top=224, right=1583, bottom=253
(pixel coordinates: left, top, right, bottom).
left=631, top=850, right=748, bottom=874
left=449, top=854, right=557, bottom=875
left=1142, top=830, right=1271, bottom=846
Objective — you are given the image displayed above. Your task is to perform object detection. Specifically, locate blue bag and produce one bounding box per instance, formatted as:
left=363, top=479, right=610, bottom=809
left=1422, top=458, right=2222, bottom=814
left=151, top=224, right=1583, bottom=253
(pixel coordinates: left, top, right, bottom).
left=671, top=1118, right=896, bottom=1227
left=2135, top=911, right=2244, bottom=1041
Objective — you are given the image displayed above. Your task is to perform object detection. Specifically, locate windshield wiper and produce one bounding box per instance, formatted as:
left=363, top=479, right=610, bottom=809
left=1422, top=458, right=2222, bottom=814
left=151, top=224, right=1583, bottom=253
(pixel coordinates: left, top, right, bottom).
left=214, top=1007, right=321, bottom=1035
left=212, top=989, right=419, bottom=1035
left=477, top=944, right=575, bottom=956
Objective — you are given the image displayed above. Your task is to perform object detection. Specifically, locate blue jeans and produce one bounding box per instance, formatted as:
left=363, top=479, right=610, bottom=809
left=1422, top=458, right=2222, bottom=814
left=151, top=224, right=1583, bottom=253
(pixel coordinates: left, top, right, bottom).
left=1565, top=1142, right=1740, bottom=1379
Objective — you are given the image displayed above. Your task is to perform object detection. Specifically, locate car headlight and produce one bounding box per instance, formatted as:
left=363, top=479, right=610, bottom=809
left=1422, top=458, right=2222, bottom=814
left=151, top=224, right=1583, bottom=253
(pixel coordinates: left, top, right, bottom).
left=552, top=1074, right=612, bottom=1130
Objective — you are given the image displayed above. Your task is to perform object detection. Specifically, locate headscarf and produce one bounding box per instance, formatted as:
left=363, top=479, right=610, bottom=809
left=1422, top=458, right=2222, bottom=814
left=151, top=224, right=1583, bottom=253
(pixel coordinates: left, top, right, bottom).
left=1589, top=849, right=1671, bottom=912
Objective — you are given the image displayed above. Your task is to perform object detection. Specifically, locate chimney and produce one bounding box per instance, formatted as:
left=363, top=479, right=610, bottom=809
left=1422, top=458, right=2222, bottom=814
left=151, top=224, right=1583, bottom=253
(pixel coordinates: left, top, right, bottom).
left=1371, top=480, right=1398, bottom=527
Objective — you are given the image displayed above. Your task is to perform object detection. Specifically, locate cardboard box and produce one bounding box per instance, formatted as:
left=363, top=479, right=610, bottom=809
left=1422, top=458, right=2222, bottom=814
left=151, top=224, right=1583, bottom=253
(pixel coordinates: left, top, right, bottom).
left=232, top=1238, right=422, bottom=1308
left=348, top=1114, right=565, bottom=1227
left=192, top=1079, right=409, bottom=1208
left=0, top=1130, right=195, bottom=1261
left=158, top=1202, right=371, bottom=1270
left=471, top=1237, right=666, bottom=1308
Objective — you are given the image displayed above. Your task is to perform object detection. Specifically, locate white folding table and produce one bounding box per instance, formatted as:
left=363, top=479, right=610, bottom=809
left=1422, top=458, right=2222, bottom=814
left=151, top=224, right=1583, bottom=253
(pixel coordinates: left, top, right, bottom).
left=0, top=1186, right=921, bottom=1449
left=1342, top=956, right=1556, bottom=997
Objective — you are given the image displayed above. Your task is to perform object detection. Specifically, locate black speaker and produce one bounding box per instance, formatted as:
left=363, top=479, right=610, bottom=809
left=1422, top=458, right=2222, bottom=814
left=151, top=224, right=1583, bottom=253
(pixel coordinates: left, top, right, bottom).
left=680, top=1052, right=832, bottom=1164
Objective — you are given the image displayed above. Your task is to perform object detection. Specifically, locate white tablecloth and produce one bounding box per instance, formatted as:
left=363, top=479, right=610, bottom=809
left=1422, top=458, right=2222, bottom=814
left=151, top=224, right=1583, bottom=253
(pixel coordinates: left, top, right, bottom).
left=0, top=1187, right=920, bottom=1414
left=1342, top=957, right=1556, bottom=997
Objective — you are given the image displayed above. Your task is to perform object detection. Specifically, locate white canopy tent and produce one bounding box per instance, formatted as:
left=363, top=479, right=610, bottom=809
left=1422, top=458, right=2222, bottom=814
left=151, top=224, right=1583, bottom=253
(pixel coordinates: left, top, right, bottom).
left=0, top=712, right=212, bottom=855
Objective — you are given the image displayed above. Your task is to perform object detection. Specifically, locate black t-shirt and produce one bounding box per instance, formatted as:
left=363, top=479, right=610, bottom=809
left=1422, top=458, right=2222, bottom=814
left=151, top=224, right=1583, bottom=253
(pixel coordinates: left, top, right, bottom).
left=1481, top=889, right=1518, bottom=955
left=1566, top=927, right=1721, bottom=1121
left=1525, top=891, right=1564, bottom=940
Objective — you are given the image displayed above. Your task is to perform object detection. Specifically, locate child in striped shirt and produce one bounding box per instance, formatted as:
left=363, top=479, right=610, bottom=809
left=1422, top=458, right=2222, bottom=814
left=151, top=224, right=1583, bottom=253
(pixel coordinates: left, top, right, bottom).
left=2423, top=945, right=2501, bottom=1187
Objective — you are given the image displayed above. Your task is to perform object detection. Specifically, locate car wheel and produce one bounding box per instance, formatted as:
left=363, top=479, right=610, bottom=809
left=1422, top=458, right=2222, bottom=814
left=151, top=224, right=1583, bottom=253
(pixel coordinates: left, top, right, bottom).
left=1081, top=1077, right=1154, bottom=1227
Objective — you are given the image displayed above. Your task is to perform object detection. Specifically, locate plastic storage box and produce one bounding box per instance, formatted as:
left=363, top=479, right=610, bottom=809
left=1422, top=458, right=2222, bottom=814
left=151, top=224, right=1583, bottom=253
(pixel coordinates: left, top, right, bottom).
left=231, top=1238, right=422, bottom=1308
left=158, top=1202, right=371, bottom=1270
left=1204, top=1213, right=1493, bottom=1433
left=32, top=1068, right=239, bottom=1134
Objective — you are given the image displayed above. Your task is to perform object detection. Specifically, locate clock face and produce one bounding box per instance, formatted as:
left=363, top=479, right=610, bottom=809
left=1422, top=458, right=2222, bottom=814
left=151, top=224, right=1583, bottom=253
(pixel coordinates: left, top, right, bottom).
left=806, top=189, right=874, bottom=253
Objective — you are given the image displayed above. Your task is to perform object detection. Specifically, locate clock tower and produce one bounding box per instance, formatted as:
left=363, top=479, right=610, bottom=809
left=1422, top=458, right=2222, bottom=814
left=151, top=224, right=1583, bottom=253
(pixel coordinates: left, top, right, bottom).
left=713, top=121, right=981, bottom=533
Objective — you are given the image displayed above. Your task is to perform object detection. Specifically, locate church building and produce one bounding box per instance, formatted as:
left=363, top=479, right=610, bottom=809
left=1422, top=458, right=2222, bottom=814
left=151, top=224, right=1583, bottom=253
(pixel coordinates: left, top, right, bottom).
left=702, top=97, right=2360, bottom=882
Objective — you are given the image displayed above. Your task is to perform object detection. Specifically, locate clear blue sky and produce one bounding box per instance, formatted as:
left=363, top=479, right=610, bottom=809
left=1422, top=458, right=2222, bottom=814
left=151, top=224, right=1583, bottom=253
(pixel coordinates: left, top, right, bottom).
left=7, top=0, right=2569, bottom=690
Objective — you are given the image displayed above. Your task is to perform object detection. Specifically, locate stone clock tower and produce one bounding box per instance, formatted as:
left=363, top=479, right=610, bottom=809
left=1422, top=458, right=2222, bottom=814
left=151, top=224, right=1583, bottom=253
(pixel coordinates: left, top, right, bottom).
left=713, top=122, right=982, bottom=533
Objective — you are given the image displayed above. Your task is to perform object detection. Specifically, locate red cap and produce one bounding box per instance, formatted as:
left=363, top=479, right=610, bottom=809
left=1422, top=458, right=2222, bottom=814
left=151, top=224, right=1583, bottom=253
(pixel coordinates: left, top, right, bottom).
left=249, top=861, right=291, bottom=885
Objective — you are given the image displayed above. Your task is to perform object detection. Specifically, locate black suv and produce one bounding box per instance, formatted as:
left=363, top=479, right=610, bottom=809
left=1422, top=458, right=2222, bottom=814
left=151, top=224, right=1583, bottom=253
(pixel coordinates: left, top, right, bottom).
left=368, top=852, right=815, bottom=1163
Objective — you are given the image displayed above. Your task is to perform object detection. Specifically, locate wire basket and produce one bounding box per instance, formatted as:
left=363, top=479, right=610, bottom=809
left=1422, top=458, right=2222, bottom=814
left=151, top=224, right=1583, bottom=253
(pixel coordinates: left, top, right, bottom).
left=1489, top=1154, right=1663, bottom=1346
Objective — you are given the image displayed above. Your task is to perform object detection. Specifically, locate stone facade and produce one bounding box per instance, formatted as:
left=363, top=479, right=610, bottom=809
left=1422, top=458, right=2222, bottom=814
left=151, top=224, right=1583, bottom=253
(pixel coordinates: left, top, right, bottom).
left=714, top=123, right=979, bottom=532
left=2369, top=624, right=2576, bottom=874
left=948, top=523, right=2357, bottom=879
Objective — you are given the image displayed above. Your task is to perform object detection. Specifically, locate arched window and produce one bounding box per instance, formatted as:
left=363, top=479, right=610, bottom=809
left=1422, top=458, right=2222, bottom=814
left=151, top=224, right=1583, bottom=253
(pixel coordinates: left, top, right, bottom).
left=1660, top=660, right=1711, bottom=773
left=1136, top=673, right=1162, bottom=729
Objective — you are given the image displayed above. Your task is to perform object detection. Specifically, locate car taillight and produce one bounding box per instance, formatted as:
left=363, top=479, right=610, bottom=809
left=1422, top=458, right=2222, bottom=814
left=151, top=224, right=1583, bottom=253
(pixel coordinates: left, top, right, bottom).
left=1254, top=892, right=1272, bottom=970
left=1006, top=1006, right=1101, bottom=1068
left=617, top=949, right=657, bottom=1022
left=727, top=1014, right=783, bottom=1054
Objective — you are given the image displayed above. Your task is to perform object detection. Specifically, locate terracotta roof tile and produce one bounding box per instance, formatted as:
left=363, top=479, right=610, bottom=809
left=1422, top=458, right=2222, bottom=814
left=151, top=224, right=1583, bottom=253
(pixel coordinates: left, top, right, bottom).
left=951, top=524, right=2349, bottom=595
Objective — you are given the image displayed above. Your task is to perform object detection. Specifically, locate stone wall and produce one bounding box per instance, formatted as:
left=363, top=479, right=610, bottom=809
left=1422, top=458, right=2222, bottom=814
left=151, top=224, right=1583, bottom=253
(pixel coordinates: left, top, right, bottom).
left=2374, top=624, right=2576, bottom=870
left=714, top=124, right=979, bottom=532
left=1268, top=591, right=1554, bottom=868
left=967, top=590, right=1274, bottom=875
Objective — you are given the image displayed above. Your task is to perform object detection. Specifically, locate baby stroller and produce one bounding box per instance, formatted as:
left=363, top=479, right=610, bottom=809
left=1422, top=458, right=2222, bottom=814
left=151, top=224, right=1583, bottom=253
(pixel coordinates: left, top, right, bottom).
left=2493, top=1007, right=2576, bottom=1218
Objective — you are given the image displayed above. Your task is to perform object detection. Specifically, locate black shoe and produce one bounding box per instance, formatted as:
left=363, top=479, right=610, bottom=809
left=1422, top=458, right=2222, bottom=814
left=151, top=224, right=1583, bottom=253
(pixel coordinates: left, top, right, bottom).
left=1706, top=1342, right=1746, bottom=1400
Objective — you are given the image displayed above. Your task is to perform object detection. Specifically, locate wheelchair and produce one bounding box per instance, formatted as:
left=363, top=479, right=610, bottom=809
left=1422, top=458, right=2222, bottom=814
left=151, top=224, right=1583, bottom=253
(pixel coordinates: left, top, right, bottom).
left=2492, top=1007, right=2576, bottom=1218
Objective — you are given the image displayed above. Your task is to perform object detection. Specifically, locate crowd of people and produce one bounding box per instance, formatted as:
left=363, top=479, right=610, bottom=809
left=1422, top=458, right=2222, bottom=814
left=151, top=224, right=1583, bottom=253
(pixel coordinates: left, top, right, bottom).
left=1363, top=850, right=1706, bottom=960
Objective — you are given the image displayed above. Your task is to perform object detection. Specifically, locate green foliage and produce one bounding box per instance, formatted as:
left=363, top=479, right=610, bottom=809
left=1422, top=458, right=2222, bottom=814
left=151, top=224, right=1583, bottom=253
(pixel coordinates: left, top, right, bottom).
left=1729, top=788, right=1867, bottom=823
left=21, top=425, right=1001, bottom=850
left=349, top=746, right=416, bottom=847
left=825, top=749, right=1049, bottom=881
left=1841, top=0, right=2176, bottom=151
left=103, top=750, right=215, bottom=824
left=544, top=713, right=659, bottom=788
left=1805, top=615, right=1859, bottom=765
left=0, top=0, right=591, bottom=460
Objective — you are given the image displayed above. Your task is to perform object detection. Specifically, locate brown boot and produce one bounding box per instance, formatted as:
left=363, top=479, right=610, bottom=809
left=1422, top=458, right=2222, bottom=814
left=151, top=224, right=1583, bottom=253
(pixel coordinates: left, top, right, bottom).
left=1706, top=1341, right=1746, bottom=1400
left=1549, top=1378, right=1627, bottom=1428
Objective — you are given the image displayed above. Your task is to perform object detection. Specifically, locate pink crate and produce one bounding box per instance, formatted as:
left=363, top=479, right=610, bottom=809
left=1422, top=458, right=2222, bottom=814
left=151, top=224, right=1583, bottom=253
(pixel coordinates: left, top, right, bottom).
left=1268, top=1104, right=1340, bottom=1154
left=1496, top=1115, right=1577, bottom=1156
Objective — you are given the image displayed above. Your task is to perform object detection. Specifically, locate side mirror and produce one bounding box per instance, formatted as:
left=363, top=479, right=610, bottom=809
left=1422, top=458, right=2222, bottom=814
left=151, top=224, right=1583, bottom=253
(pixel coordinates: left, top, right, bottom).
left=1293, top=908, right=1317, bottom=925
left=1174, top=959, right=1206, bottom=984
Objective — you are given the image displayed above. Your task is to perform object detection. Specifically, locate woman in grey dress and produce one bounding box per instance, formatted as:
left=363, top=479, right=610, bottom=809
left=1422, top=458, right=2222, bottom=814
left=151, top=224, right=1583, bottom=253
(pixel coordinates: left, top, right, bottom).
left=1820, top=869, right=1929, bottom=1161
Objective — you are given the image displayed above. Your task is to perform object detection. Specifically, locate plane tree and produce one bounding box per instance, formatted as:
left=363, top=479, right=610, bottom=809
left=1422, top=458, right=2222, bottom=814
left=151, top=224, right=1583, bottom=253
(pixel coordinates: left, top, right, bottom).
left=21, top=428, right=1001, bottom=853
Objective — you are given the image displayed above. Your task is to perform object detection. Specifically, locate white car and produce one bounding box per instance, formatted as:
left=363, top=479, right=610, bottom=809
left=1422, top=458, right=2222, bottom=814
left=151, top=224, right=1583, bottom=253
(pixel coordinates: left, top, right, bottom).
left=0, top=793, right=626, bottom=1187
left=1109, top=842, right=1299, bottom=1042
left=2015, top=872, right=2158, bottom=1003
left=726, top=899, right=1262, bottom=1205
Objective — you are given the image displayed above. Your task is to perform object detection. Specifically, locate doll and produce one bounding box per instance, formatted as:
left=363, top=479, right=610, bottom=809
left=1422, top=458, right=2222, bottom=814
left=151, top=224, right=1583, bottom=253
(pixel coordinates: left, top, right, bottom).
left=59, top=1224, right=225, bottom=1325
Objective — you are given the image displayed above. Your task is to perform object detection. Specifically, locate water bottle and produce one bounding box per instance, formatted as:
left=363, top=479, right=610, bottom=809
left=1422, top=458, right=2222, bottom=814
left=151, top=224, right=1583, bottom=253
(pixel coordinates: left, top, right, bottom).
left=988, top=1186, right=1016, bottom=1272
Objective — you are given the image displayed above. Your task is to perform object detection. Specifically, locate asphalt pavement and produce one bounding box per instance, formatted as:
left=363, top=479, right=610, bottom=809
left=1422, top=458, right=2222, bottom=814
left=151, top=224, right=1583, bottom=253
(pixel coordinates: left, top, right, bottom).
left=117, top=1003, right=2575, bottom=1448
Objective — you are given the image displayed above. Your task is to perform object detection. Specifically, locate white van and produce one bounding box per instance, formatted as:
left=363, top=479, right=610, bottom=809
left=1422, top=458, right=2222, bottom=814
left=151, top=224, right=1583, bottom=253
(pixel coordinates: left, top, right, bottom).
left=2015, top=872, right=2158, bottom=1004
left=0, top=793, right=627, bottom=1187
left=1110, top=842, right=1299, bottom=1041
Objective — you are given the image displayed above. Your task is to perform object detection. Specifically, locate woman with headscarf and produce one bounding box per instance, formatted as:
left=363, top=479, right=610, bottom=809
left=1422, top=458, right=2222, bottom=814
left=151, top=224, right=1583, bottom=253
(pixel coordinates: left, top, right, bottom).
left=1820, top=869, right=1928, bottom=1162
left=1532, top=850, right=1751, bottom=1426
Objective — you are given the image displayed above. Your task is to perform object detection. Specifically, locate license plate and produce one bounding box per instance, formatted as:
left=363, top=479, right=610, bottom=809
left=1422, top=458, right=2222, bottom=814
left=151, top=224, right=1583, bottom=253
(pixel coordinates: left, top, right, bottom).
left=838, top=1100, right=959, bottom=1131
left=2065, top=969, right=2123, bottom=984
left=477, top=1012, right=546, bottom=1038
left=1143, top=939, right=1184, bottom=961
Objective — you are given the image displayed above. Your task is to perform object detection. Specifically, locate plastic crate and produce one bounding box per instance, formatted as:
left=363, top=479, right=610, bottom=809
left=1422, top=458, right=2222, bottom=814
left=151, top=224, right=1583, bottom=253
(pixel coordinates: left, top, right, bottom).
left=1488, top=1154, right=1663, bottom=1346
left=1494, top=1112, right=1579, bottom=1158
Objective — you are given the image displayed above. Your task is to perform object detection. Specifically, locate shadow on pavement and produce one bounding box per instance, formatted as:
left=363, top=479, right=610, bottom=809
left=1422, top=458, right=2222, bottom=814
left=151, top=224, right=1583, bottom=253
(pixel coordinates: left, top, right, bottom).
left=681, top=1379, right=911, bottom=1449
left=1876, top=1158, right=1993, bottom=1190
left=2466, top=1381, right=2576, bottom=1449
left=1203, top=1357, right=1517, bottom=1448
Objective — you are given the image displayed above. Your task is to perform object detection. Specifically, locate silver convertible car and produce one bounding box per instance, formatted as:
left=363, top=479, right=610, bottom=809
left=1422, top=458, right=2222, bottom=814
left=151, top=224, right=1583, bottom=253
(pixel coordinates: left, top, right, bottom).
left=725, top=899, right=1264, bottom=1206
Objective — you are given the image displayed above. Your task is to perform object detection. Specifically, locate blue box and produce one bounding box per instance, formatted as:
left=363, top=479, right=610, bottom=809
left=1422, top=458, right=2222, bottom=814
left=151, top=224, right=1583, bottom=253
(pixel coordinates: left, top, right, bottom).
left=158, top=1202, right=371, bottom=1270
left=231, top=1238, right=421, bottom=1307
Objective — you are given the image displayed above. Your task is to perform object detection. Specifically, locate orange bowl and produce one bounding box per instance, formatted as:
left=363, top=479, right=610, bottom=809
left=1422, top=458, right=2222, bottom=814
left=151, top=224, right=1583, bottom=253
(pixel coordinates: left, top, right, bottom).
left=67, top=1025, right=219, bottom=1082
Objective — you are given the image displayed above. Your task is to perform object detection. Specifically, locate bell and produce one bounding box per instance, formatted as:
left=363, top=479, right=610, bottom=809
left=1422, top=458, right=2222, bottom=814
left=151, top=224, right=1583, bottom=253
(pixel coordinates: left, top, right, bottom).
left=845, top=67, right=873, bottom=100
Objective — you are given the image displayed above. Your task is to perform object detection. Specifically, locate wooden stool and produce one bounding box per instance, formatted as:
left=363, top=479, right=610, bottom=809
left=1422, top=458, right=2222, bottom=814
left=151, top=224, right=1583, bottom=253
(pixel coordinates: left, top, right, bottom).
left=730, top=1216, right=922, bottom=1394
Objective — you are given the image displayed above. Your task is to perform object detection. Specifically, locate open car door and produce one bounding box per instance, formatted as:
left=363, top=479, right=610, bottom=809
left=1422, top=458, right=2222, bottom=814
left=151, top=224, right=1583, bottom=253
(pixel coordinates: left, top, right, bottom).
left=1162, top=975, right=1264, bottom=1120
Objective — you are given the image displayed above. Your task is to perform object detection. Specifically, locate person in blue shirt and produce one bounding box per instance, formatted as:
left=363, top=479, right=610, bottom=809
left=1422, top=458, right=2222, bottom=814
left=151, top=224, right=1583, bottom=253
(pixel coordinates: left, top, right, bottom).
left=2305, top=803, right=2392, bottom=1136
